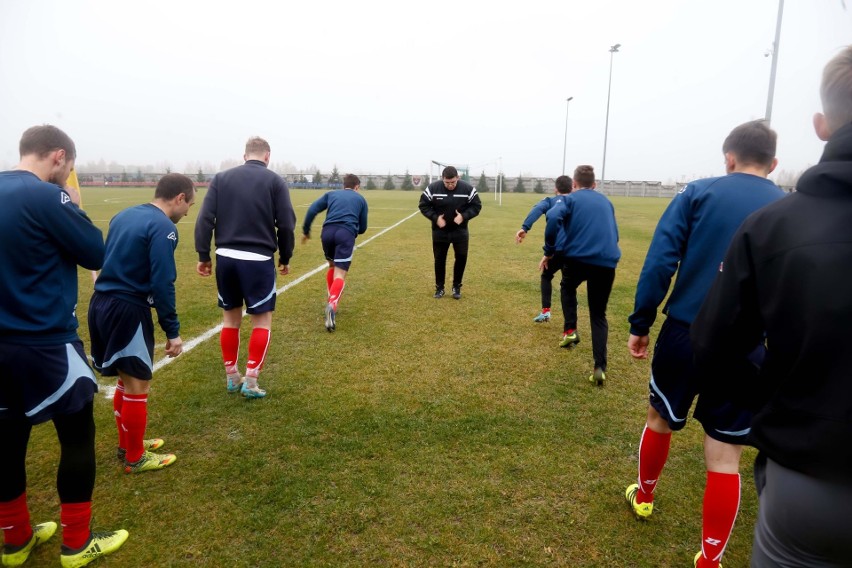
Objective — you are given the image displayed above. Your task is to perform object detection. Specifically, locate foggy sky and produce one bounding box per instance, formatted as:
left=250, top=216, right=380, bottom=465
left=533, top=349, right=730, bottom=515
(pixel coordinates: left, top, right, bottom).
left=1, top=0, right=850, bottom=183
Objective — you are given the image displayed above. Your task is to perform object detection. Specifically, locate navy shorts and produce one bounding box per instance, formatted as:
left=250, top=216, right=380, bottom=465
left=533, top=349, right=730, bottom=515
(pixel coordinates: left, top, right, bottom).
left=215, top=255, right=277, bottom=314
left=649, top=317, right=754, bottom=444
left=0, top=340, right=98, bottom=424
left=321, top=224, right=356, bottom=271
left=88, top=292, right=155, bottom=380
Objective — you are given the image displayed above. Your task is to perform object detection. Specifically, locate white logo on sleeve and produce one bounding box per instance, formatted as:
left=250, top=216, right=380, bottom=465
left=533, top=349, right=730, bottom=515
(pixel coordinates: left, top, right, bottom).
left=167, top=232, right=177, bottom=241
left=60, top=193, right=71, bottom=204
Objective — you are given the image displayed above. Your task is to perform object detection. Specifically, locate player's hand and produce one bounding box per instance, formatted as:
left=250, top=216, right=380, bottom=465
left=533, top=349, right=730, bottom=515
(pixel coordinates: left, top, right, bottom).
left=279, top=264, right=290, bottom=276
left=454, top=210, right=463, bottom=225
left=516, top=229, right=527, bottom=244
left=628, top=334, right=650, bottom=359
left=196, top=261, right=212, bottom=276
left=301, top=234, right=310, bottom=245
left=539, top=255, right=552, bottom=271
left=165, top=336, right=183, bottom=357
left=436, top=215, right=447, bottom=228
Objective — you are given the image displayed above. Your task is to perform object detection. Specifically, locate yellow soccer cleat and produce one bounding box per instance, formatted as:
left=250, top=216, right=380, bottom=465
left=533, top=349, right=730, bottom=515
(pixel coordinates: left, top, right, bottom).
left=2, top=521, right=57, bottom=567
left=60, top=530, right=129, bottom=568
left=625, top=483, right=653, bottom=519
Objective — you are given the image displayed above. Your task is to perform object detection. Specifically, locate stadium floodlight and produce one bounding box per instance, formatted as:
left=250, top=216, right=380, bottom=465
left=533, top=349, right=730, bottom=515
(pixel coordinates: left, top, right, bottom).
left=765, top=0, right=784, bottom=125
left=601, top=43, right=621, bottom=192
left=562, top=96, right=574, bottom=175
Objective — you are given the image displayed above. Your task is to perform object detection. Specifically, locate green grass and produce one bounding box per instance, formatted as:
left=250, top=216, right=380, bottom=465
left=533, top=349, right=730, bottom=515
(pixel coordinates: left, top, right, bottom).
left=23, top=188, right=759, bottom=567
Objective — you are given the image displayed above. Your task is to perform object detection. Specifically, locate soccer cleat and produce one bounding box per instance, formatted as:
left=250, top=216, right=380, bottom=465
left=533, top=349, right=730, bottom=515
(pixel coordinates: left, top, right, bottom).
left=559, top=330, right=580, bottom=348
left=124, top=450, right=176, bottom=474
left=589, top=367, right=606, bottom=386
left=226, top=374, right=244, bottom=394
left=434, top=287, right=445, bottom=299
left=533, top=310, right=551, bottom=323
left=116, top=438, right=165, bottom=462
left=451, top=286, right=461, bottom=300
left=2, top=521, right=57, bottom=567
left=324, top=303, right=336, bottom=332
left=625, top=483, right=654, bottom=519
left=241, top=383, right=267, bottom=399
left=60, top=530, right=129, bottom=568
left=694, top=551, right=722, bottom=568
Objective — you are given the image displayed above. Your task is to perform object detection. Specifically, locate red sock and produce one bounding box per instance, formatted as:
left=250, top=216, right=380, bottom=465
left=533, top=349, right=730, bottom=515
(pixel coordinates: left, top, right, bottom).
left=329, top=278, right=345, bottom=310
left=636, top=425, right=672, bottom=504
left=0, top=493, right=32, bottom=547
left=246, top=328, right=270, bottom=377
left=220, top=327, right=240, bottom=375
left=60, top=502, right=91, bottom=550
left=698, top=472, right=740, bottom=568
left=122, top=393, right=148, bottom=464
left=114, top=380, right=126, bottom=451
left=326, top=268, right=335, bottom=297
left=542, top=307, right=551, bottom=314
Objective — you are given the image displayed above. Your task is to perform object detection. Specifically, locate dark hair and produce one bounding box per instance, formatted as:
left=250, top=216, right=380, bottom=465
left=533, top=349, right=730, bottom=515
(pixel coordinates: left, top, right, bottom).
left=722, top=120, right=777, bottom=167
left=245, top=136, right=271, bottom=156
left=155, top=173, right=195, bottom=201
left=343, top=173, right=360, bottom=189
left=573, top=165, right=596, bottom=188
left=821, top=45, right=852, bottom=131
left=555, top=175, right=573, bottom=194
left=442, top=166, right=458, bottom=179
left=19, top=125, right=76, bottom=160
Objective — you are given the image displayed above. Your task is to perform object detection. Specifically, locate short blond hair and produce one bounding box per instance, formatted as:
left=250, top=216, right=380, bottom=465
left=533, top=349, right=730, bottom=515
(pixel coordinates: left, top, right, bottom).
left=245, top=136, right=270, bottom=156
left=821, top=46, right=852, bottom=131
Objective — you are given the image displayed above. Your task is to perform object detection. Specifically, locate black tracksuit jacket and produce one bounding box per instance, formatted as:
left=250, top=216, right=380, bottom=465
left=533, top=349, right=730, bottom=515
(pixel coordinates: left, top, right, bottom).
left=418, top=179, right=482, bottom=234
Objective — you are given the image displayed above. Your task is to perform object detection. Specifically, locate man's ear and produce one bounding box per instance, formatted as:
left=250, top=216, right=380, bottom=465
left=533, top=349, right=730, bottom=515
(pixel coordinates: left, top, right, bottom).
left=724, top=152, right=737, bottom=173
left=813, top=112, right=832, bottom=142
left=768, top=157, right=778, bottom=175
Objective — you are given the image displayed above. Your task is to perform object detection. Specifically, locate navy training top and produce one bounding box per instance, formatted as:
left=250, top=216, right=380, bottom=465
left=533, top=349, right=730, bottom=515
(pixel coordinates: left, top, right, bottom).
left=303, top=188, right=368, bottom=237
left=0, top=170, right=104, bottom=345
left=628, top=173, right=784, bottom=336
left=521, top=193, right=570, bottom=252
left=543, top=188, right=621, bottom=267
left=95, top=203, right=182, bottom=339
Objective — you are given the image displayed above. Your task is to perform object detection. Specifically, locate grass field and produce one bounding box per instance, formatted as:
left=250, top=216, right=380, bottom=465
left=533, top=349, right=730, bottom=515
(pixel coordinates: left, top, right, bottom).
left=23, top=187, right=759, bottom=567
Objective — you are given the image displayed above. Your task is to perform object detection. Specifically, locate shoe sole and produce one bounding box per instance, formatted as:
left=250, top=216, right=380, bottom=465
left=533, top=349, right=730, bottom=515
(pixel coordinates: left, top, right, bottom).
left=325, top=304, right=336, bottom=332
left=559, top=339, right=580, bottom=349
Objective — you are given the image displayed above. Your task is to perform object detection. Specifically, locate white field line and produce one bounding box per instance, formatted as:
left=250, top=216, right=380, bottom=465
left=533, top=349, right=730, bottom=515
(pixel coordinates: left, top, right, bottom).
left=99, top=210, right=420, bottom=398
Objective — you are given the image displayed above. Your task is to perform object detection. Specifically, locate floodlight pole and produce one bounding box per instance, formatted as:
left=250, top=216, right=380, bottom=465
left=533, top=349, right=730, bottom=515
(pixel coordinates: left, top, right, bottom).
left=601, top=43, right=620, bottom=192
left=765, top=0, right=784, bottom=125
left=562, top=96, right=574, bottom=175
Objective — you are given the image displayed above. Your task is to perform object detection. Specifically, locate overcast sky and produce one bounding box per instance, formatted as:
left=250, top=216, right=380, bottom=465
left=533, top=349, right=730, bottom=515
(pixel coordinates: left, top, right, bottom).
left=1, top=0, right=849, bottom=182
